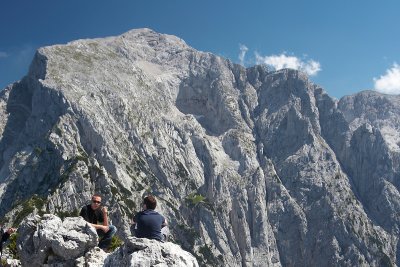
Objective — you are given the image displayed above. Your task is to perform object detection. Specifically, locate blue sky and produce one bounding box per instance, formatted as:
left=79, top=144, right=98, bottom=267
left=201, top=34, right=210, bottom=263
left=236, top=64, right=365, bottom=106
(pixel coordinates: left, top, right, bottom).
left=1, top=0, right=400, bottom=99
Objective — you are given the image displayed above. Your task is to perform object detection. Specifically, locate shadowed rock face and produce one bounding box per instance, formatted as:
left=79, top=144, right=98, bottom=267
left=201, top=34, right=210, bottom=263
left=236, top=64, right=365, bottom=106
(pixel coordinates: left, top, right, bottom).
left=1, top=28, right=400, bottom=266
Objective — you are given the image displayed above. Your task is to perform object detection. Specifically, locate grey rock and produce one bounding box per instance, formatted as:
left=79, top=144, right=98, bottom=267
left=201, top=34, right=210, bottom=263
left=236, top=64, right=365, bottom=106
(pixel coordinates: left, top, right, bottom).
left=0, top=28, right=399, bottom=266
left=75, top=247, right=109, bottom=267
left=104, top=237, right=199, bottom=267
left=17, top=214, right=98, bottom=266
left=15, top=214, right=198, bottom=267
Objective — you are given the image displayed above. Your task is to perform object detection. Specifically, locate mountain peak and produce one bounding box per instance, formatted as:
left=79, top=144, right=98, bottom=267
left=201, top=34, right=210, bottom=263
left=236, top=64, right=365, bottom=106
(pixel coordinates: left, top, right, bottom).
left=0, top=29, right=399, bottom=266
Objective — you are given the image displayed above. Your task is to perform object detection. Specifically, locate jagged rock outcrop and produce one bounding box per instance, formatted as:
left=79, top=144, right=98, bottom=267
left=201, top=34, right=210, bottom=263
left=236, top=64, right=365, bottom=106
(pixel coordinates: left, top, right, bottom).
left=0, top=28, right=400, bottom=266
left=16, top=214, right=198, bottom=267
left=17, top=214, right=99, bottom=266
left=104, top=237, right=199, bottom=267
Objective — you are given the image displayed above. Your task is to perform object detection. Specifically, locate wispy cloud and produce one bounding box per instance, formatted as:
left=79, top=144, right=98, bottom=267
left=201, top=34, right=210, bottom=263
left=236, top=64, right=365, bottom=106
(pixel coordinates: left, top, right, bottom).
left=237, top=45, right=321, bottom=76
left=16, top=45, right=35, bottom=64
left=0, top=51, right=8, bottom=58
left=238, top=44, right=248, bottom=66
left=374, top=63, right=400, bottom=94
left=0, top=45, right=35, bottom=65
left=255, top=52, right=321, bottom=76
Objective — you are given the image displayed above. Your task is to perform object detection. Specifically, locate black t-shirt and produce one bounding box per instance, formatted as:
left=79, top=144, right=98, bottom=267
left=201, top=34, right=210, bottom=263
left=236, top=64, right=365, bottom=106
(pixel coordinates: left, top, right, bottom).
left=80, top=204, right=104, bottom=224
left=134, top=209, right=165, bottom=241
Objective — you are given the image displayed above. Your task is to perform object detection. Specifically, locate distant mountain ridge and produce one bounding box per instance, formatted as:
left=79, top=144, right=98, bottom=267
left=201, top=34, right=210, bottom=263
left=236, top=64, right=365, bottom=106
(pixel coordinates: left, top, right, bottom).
left=0, top=28, right=399, bottom=266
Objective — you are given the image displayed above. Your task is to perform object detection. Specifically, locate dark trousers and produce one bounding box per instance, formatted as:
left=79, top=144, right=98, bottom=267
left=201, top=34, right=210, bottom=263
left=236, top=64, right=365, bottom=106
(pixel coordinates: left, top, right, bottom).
left=97, top=225, right=117, bottom=249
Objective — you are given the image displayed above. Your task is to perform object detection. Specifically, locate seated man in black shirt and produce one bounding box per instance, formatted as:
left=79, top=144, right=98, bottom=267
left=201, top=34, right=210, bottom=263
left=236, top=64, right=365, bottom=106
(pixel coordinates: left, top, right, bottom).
left=80, top=194, right=117, bottom=250
left=132, top=195, right=168, bottom=241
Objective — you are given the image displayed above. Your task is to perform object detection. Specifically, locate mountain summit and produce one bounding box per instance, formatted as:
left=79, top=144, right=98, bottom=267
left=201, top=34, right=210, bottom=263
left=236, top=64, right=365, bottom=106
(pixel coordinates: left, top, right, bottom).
left=0, top=28, right=399, bottom=266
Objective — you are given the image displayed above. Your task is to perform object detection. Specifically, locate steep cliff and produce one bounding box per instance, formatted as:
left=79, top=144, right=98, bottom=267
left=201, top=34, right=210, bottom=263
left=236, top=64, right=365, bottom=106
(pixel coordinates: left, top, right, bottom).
left=0, top=28, right=399, bottom=266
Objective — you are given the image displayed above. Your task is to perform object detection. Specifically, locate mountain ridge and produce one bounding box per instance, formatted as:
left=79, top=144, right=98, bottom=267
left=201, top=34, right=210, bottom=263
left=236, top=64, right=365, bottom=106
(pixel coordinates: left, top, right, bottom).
left=0, top=28, right=399, bottom=266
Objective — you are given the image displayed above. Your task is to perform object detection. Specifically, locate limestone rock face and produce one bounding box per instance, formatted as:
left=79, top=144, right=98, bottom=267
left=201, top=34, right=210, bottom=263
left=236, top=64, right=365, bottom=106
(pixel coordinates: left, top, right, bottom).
left=104, top=237, right=199, bottom=267
left=1, top=28, right=400, bottom=266
left=15, top=214, right=198, bottom=267
left=17, top=214, right=98, bottom=266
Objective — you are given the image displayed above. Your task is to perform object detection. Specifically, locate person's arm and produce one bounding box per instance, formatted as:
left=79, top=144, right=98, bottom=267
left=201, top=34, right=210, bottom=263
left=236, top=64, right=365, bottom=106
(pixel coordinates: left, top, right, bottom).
left=89, top=206, right=109, bottom=232
left=80, top=206, right=109, bottom=232
left=101, top=206, right=109, bottom=226
left=162, top=218, right=168, bottom=227
left=90, top=223, right=109, bottom=232
left=79, top=207, right=86, bottom=220
left=132, top=211, right=142, bottom=225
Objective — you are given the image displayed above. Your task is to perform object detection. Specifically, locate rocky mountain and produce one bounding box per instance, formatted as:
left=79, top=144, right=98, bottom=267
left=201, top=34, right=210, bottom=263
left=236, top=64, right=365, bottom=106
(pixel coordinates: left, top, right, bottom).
left=0, top=28, right=399, bottom=266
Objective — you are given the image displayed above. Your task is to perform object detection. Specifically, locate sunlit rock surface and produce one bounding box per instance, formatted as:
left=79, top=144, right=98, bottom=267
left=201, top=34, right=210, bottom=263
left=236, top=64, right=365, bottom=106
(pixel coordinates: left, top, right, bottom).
left=16, top=214, right=197, bottom=267
left=1, top=28, right=400, bottom=266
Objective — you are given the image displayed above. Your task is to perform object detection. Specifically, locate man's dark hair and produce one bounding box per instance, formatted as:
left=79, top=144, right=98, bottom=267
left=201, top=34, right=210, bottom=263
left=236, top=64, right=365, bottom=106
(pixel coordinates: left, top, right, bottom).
left=144, top=195, right=157, bottom=210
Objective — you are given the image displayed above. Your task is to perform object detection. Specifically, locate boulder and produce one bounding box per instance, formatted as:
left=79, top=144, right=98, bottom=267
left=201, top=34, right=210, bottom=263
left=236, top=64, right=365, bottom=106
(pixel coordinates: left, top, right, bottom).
left=105, top=237, right=199, bottom=267
left=16, top=214, right=199, bottom=267
left=17, top=214, right=98, bottom=266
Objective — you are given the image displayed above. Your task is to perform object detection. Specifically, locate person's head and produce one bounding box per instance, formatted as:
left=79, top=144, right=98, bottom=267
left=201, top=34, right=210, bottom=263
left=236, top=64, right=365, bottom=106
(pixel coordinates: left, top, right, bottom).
left=143, top=195, right=157, bottom=210
left=91, top=194, right=102, bottom=210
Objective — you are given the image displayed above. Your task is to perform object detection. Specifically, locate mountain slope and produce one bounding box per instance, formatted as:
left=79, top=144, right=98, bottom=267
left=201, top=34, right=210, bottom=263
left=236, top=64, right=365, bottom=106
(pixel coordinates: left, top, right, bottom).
left=0, top=28, right=399, bottom=266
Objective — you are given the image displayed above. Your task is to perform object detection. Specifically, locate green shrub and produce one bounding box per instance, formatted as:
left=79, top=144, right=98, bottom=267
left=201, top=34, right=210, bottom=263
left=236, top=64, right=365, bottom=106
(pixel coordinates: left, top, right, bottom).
left=34, top=147, right=43, bottom=155
left=109, top=236, right=124, bottom=252
left=6, top=233, right=19, bottom=260
left=186, top=193, right=206, bottom=206
left=13, top=195, right=46, bottom=226
left=56, top=209, right=80, bottom=220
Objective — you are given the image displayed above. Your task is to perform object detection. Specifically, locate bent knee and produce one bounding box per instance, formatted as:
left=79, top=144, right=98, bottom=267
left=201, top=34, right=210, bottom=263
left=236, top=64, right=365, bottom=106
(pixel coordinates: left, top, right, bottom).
left=109, top=225, right=117, bottom=234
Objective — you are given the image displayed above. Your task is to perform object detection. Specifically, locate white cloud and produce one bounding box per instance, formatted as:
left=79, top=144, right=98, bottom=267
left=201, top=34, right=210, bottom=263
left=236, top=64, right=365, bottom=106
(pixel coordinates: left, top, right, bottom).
left=302, top=60, right=321, bottom=76
left=255, top=52, right=321, bottom=76
left=374, top=63, right=400, bottom=94
left=238, top=44, right=248, bottom=66
left=0, top=51, right=8, bottom=58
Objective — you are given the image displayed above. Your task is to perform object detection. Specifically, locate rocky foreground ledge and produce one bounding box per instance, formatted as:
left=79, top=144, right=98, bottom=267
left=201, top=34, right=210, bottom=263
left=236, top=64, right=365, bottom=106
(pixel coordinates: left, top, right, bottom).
left=15, top=214, right=198, bottom=267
